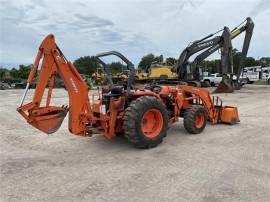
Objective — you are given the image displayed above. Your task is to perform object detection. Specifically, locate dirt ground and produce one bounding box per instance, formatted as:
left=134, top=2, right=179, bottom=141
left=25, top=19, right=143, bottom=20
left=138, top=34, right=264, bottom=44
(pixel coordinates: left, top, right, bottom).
left=0, top=85, right=269, bottom=202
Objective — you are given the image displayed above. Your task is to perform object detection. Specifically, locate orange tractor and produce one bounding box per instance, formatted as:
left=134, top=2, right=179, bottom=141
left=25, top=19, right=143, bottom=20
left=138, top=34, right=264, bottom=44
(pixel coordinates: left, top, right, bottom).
left=17, top=34, right=239, bottom=148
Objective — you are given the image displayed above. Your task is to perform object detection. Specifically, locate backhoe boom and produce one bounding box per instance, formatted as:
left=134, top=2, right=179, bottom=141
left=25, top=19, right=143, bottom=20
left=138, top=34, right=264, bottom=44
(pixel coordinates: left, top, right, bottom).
left=17, top=34, right=92, bottom=135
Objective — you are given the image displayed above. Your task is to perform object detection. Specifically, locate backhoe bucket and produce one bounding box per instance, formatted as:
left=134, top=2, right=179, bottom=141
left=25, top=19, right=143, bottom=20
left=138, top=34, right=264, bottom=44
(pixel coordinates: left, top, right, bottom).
left=17, top=106, right=68, bottom=134
left=213, top=78, right=234, bottom=93
left=232, top=81, right=241, bottom=90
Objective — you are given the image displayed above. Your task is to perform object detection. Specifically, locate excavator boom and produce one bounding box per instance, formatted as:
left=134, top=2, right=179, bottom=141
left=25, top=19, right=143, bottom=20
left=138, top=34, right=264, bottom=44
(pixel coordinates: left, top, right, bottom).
left=173, top=17, right=254, bottom=93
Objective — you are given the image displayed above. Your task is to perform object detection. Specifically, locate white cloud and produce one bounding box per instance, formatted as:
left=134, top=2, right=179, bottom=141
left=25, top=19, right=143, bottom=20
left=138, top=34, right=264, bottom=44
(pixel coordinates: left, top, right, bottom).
left=0, top=0, right=269, bottom=67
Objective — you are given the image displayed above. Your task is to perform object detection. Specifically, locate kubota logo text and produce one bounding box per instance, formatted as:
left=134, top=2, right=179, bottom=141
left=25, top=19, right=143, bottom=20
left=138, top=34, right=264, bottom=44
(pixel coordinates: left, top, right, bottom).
left=70, top=78, right=78, bottom=93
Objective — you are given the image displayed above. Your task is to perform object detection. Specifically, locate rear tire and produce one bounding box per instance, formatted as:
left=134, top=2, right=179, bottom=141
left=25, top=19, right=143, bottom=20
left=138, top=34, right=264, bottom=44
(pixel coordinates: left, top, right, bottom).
left=123, top=96, right=168, bottom=148
left=184, top=105, right=207, bottom=134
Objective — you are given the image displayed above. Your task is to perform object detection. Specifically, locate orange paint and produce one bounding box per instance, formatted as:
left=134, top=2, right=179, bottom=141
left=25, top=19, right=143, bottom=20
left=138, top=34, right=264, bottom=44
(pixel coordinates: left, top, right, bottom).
left=17, top=34, right=240, bottom=143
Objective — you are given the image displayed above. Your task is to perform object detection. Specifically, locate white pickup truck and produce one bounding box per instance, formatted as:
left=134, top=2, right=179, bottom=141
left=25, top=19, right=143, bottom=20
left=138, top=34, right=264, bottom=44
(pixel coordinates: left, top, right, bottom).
left=240, top=71, right=259, bottom=83
left=203, top=73, right=223, bottom=86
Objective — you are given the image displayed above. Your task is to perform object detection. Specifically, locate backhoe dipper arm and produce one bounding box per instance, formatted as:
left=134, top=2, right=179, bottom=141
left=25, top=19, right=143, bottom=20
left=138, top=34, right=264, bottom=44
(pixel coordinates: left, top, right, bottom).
left=17, top=34, right=92, bottom=136
left=190, top=27, right=232, bottom=78
left=230, top=17, right=254, bottom=80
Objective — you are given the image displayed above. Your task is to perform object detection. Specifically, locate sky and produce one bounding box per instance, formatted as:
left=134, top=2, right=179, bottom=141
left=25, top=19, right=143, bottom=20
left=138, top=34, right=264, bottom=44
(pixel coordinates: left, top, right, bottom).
left=0, top=0, right=269, bottom=68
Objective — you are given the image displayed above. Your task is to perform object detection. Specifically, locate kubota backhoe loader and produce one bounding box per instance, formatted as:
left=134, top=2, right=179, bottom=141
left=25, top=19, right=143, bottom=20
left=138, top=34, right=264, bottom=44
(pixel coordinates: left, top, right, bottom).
left=17, top=34, right=239, bottom=148
left=173, top=17, right=254, bottom=93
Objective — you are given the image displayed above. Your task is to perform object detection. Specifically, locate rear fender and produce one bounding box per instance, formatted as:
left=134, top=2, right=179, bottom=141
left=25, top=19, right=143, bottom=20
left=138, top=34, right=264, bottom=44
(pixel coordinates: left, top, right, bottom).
left=132, top=90, right=160, bottom=99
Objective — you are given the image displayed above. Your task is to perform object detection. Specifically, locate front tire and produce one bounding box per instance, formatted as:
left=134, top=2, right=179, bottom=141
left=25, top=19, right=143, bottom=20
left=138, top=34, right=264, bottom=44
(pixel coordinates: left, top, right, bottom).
left=184, top=105, right=207, bottom=134
left=123, top=96, right=168, bottom=148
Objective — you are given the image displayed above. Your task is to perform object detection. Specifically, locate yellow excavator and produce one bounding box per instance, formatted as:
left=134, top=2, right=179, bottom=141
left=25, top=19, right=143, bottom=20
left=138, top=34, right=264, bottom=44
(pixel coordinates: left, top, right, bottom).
left=148, top=63, right=177, bottom=80
left=135, top=69, right=148, bottom=82
left=135, top=62, right=178, bottom=83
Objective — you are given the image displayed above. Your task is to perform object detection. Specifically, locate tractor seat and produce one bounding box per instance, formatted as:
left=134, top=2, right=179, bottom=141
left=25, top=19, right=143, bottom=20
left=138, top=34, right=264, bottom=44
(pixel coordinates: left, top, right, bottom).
left=103, top=87, right=123, bottom=98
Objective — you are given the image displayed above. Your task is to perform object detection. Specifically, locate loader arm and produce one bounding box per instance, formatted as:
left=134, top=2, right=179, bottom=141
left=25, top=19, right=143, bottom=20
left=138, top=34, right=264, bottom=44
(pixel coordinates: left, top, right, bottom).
left=17, top=34, right=92, bottom=136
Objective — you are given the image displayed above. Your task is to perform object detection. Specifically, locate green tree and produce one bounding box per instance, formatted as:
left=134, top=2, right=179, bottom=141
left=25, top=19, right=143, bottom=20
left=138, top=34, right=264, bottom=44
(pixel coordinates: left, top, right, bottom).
left=138, top=53, right=155, bottom=71
left=259, top=57, right=270, bottom=67
left=73, top=56, right=100, bottom=75
left=0, top=67, right=9, bottom=80
left=201, top=60, right=219, bottom=73
left=17, top=65, right=31, bottom=80
left=9, top=68, right=19, bottom=79
left=154, top=55, right=164, bottom=63
left=166, top=57, right=177, bottom=65
left=232, top=49, right=242, bottom=74
left=232, top=48, right=260, bottom=73
left=245, top=57, right=260, bottom=67
left=109, top=62, right=126, bottom=74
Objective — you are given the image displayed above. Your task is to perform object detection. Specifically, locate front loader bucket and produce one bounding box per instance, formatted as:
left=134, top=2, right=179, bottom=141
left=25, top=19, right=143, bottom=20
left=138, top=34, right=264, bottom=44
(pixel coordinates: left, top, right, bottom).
left=213, top=78, right=234, bottom=93
left=219, top=106, right=240, bottom=124
left=17, top=106, right=68, bottom=134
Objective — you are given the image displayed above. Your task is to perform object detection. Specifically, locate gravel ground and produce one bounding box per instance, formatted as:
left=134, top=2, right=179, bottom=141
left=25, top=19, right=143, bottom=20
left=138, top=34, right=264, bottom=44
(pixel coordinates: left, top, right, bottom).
left=0, top=85, right=269, bottom=202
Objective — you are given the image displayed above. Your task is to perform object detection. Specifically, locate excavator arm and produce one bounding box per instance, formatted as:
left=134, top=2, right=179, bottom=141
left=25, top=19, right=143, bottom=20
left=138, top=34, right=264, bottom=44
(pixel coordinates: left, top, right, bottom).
left=189, top=27, right=233, bottom=80
left=174, top=17, right=254, bottom=86
left=230, top=17, right=254, bottom=80
left=17, top=34, right=92, bottom=136
left=174, top=27, right=228, bottom=80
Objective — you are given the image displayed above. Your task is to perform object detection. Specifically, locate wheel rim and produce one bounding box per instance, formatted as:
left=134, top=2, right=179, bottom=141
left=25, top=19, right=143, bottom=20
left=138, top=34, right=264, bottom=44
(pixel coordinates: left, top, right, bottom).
left=195, top=112, right=205, bottom=128
left=141, top=109, right=163, bottom=138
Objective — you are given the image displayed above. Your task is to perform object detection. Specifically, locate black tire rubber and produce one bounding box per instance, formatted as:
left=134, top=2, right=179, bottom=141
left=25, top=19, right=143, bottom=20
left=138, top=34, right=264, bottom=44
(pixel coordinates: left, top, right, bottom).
left=123, top=96, right=168, bottom=148
left=210, top=82, right=216, bottom=87
left=184, top=105, right=207, bottom=134
left=204, top=80, right=211, bottom=87
left=159, top=75, right=169, bottom=79
left=188, top=81, right=201, bottom=87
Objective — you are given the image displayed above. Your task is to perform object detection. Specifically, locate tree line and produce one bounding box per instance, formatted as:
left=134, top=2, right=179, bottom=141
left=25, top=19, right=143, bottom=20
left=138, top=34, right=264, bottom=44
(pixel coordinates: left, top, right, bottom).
left=137, top=49, right=270, bottom=74
left=1, top=49, right=269, bottom=82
